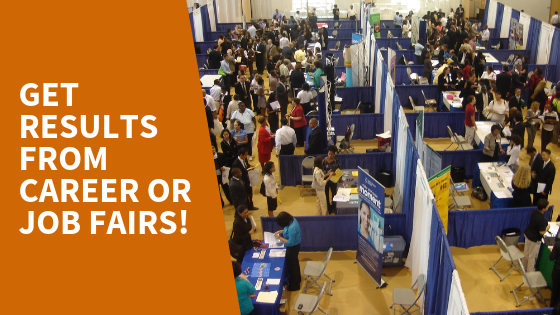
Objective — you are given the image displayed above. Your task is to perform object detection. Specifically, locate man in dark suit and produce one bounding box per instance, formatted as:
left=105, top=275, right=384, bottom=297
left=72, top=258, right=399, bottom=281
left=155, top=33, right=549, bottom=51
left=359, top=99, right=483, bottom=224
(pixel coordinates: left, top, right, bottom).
left=276, top=75, right=289, bottom=117
left=496, top=65, right=512, bottom=99
left=438, top=44, right=447, bottom=65
left=234, top=75, right=252, bottom=109
left=509, top=88, right=524, bottom=111
left=532, top=149, right=555, bottom=206
left=208, top=44, right=222, bottom=69
left=230, top=147, right=259, bottom=210
left=256, top=38, right=266, bottom=74
left=305, top=118, right=324, bottom=155
left=527, top=147, right=544, bottom=171
left=240, top=31, right=248, bottom=50
left=510, top=65, right=525, bottom=96
left=475, top=85, right=493, bottom=118
left=229, top=167, right=248, bottom=210
left=309, top=12, right=318, bottom=31
left=508, top=112, right=525, bottom=148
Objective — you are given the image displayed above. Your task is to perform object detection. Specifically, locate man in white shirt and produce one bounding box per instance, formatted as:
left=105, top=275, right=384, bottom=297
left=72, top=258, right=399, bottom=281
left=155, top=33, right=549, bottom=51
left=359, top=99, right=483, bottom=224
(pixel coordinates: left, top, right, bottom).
left=440, top=16, right=448, bottom=28
left=551, top=11, right=559, bottom=27
left=275, top=118, right=297, bottom=156
left=202, top=89, right=216, bottom=113
left=481, top=25, right=490, bottom=49
left=247, top=23, right=257, bottom=39
left=348, top=5, right=356, bottom=20
left=295, top=11, right=301, bottom=24
left=209, top=79, right=222, bottom=102
left=279, top=34, right=289, bottom=49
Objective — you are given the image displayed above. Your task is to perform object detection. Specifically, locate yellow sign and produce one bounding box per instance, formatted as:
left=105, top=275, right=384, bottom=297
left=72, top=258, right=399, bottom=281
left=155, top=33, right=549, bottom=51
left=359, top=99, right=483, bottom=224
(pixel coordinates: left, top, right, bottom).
left=428, top=166, right=451, bottom=233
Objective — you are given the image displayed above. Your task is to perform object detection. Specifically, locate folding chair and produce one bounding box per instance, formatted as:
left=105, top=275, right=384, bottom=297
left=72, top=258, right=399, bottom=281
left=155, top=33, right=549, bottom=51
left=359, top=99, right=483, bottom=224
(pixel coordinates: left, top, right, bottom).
left=511, top=258, right=548, bottom=307
left=333, top=22, right=338, bottom=29
left=501, top=54, right=514, bottom=66
left=419, top=77, right=429, bottom=85
left=302, top=248, right=335, bottom=296
left=445, top=126, right=468, bottom=150
left=206, top=48, right=213, bottom=54
left=344, top=101, right=361, bottom=114
left=334, top=41, right=340, bottom=51
left=332, top=30, right=338, bottom=39
left=408, top=96, right=424, bottom=112
left=407, top=68, right=419, bottom=85
left=490, top=236, right=524, bottom=281
left=336, top=124, right=355, bottom=153
left=526, top=71, right=534, bottom=83
left=421, top=90, right=436, bottom=111
left=449, top=178, right=471, bottom=210
left=390, top=274, right=426, bottom=315
left=387, top=31, right=394, bottom=38
left=301, top=156, right=316, bottom=197
left=333, top=57, right=340, bottom=67
left=293, top=282, right=329, bottom=315
left=396, top=42, right=403, bottom=50
left=491, top=41, right=501, bottom=50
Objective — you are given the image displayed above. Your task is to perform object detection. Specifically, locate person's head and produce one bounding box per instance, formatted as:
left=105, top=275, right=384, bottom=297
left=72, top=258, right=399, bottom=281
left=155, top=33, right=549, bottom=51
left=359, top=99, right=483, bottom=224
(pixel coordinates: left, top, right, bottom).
left=309, top=118, right=318, bottom=128
left=232, top=261, right=242, bottom=278
left=275, top=8, right=279, bottom=13
left=221, top=129, right=231, bottom=140
left=359, top=201, right=371, bottom=232
left=236, top=205, right=249, bottom=219
left=275, top=211, right=294, bottom=228
left=511, top=134, right=522, bottom=146
left=514, top=112, right=523, bottom=123
left=263, top=161, right=275, bottom=175
left=486, top=65, right=493, bottom=73
left=491, top=124, right=501, bottom=136
left=238, top=102, right=246, bottom=113
left=542, top=149, right=551, bottom=161
left=279, top=75, right=287, bottom=83
left=484, top=24, right=488, bottom=30
left=537, top=199, right=549, bottom=212
left=281, top=117, right=288, bottom=126
left=201, top=89, right=207, bottom=97
left=495, top=91, right=502, bottom=100
left=481, top=85, right=487, bottom=94
left=501, top=64, right=509, bottom=72
left=231, top=167, right=242, bottom=179
left=327, top=145, right=337, bottom=159
left=510, top=107, right=518, bottom=118
left=513, top=88, right=521, bottom=97
left=257, top=77, right=264, bottom=86
left=442, top=66, right=450, bottom=76
left=350, top=5, right=353, bottom=9
left=512, top=164, right=531, bottom=189
left=467, top=95, right=475, bottom=105
left=314, top=156, right=324, bottom=168
left=425, top=52, right=431, bottom=59
left=526, top=146, right=537, bottom=157
left=295, top=63, right=302, bottom=71
left=239, top=75, right=246, bottom=83
left=457, top=69, right=463, bottom=79
left=238, top=146, right=249, bottom=159
left=258, top=115, right=267, bottom=126
left=292, top=98, right=300, bottom=106
left=314, top=61, right=322, bottom=70
left=522, top=56, right=529, bottom=64
left=267, top=39, right=272, bottom=45
left=530, top=101, right=540, bottom=113
left=302, top=83, right=310, bottom=92
left=535, top=67, right=543, bottom=76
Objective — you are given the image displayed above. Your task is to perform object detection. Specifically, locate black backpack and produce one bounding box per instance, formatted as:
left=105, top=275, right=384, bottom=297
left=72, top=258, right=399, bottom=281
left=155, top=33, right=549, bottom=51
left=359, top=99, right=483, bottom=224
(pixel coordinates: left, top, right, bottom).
left=260, top=177, right=267, bottom=197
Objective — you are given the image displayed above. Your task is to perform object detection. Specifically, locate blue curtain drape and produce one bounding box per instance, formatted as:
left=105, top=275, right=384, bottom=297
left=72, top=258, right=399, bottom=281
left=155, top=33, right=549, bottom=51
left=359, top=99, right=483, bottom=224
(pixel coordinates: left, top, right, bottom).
left=196, top=42, right=218, bottom=53
left=391, top=92, right=401, bottom=183
left=196, top=54, right=208, bottom=69
left=199, top=5, right=210, bottom=42
left=403, top=130, right=418, bottom=243
left=381, top=50, right=416, bottom=66
left=438, top=149, right=484, bottom=180
left=395, top=65, right=423, bottom=85
left=380, top=63, right=388, bottom=113
left=549, top=28, right=560, bottom=83
left=335, top=86, right=376, bottom=111
left=189, top=12, right=196, bottom=44
left=278, top=153, right=394, bottom=186
left=494, top=3, right=504, bottom=38
left=198, top=69, right=219, bottom=77
left=406, top=112, right=466, bottom=140
left=483, top=0, right=490, bottom=27
left=394, top=85, right=438, bottom=114
left=472, top=309, right=554, bottom=315
left=260, top=213, right=407, bottom=252
left=380, top=28, right=404, bottom=38
left=526, top=18, right=542, bottom=64
left=511, top=9, right=520, bottom=22
left=306, top=113, right=385, bottom=140
left=376, top=38, right=412, bottom=51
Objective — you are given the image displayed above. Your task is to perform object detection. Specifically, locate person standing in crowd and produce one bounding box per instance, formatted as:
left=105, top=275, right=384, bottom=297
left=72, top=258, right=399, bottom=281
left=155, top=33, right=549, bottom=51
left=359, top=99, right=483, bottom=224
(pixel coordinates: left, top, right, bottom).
left=508, top=112, right=525, bottom=147
left=532, top=149, right=555, bottom=206
left=255, top=76, right=267, bottom=117
left=415, top=39, right=425, bottom=65
left=512, top=164, right=533, bottom=207
left=312, top=156, right=334, bottom=216
left=213, top=145, right=231, bottom=207
left=481, top=25, right=490, bottom=49
left=460, top=81, right=476, bottom=108
left=247, top=23, right=257, bottom=39
left=208, top=44, right=223, bottom=69
left=313, top=61, right=324, bottom=88
left=210, top=79, right=222, bottom=103
left=423, top=52, right=433, bottom=84
left=542, top=103, right=559, bottom=150
left=333, top=4, right=340, bottom=20
left=323, top=145, right=340, bottom=215
left=221, top=129, right=237, bottom=167
left=287, top=98, right=307, bottom=147
left=276, top=75, right=289, bottom=118
left=265, top=92, right=279, bottom=134
left=527, top=67, right=544, bottom=98
left=526, top=102, right=541, bottom=149
left=256, top=38, right=266, bottom=75
left=482, top=125, right=505, bottom=162
left=437, top=66, right=451, bottom=94
left=531, top=81, right=549, bottom=113
left=274, top=212, right=302, bottom=291
left=257, top=116, right=274, bottom=170
left=496, top=65, right=512, bottom=99
left=464, top=95, right=477, bottom=145
left=551, top=11, right=559, bottom=27
left=275, top=118, right=297, bottom=156
left=290, top=63, right=305, bottom=97
left=509, top=88, right=525, bottom=112
left=506, top=135, right=522, bottom=173
left=272, top=9, right=282, bottom=22
left=487, top=91, right=509, bottom=124
left=263, top=161, right=278, bottom=217
left=305, top=118, right=324, bottom=155
left=231, top=205, right=256, bottom=263
left=220, top=57, right=233, bottom=91
left=235, top=75, right=252, bottom=110
left=229, top=168, right=248, bottom=210
left=348, top=5, right=356, bottom=20
left=232, top=261, right=255, bottom=315
left=231, top=147, right=259, bottom=210
left=231, top=103, right=256, bottom=160
left=548, top=86, right=560, bottom=112
left=522, top=199, right=550, bottom=272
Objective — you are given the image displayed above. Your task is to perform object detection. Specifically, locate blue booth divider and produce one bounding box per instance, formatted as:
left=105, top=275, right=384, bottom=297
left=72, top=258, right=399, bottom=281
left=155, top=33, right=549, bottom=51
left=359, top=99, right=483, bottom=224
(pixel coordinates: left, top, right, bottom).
left=306, top=113, right=384, bottom=140
left=447, top=206, right=553, bottom=248
left=394, top=85, right=438, bottom=112
left=198, top=69, right=219, bottom=77
left=472, top=309, right=554, bottom=315
left=379, top=28, right=404, bottom=38
left=195, top=41, right=219, bottom=53
left=196, top=54, right=208, bottom=69
left=376, top=38, right=411, bottom=51
left=260, top=213, right=407, bottom=252
left=406, top=111, right=466, bottom=140
left=395, top=65, right=423, bottom=85
left=381, top=50, right=416, bottom=66
left=278, top=153, right=393, bottom=187
left=335, top=86, right=375, bottom=111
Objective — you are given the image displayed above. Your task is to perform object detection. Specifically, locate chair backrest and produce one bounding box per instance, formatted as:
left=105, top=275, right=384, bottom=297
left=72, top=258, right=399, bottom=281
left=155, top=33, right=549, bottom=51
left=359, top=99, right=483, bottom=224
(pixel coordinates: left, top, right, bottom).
left=507, top=54, right=514, bottom=63
left=302, top=156, right=315, bottom=170
left=335, top=41, right=341, bottom=50
left=403, top=55, right=408, bottom=64
left=421, top=90, right=428, bottom=102
left=495, top=236, right=514, bottom=261
left=527, top=71, right=534, bottom=81
left=396, top=42, right=402, bottom=50
left=310, top=282, right=327, bottom=312
left=207, top=48, right=212, bottom=54
left=446, top=126, right=454, bottom=139
left=407, top=67, right=412, bottom=76
left=348, top=124, right=355, bottom=142
left=334, top=22, right=338, bottom=28
left=416, top=274, right=426, bottom=297
left=333, top=30, right=338, bottom=38
left=516, top=258, right=534, bottom=288
left=311, top=89, right=318, bottom=99
left=496, top=42, right=500, bottom=50
left=409, top=96, right=415, bottom=107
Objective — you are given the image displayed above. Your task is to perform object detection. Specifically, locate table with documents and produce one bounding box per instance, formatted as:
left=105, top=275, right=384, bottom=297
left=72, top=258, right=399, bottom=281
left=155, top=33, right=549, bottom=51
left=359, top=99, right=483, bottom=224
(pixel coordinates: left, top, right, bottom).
left=335, top=169, right=368, bottom=215
left=240, top=240, right=287, bottom=315
left=478, top=162, right=514, bottom=208
left=536, top=221, right=560, bottom=287
left=474, top=121, right=509, bottom=150
left=200, top=74, right=223, bottom=89
left=441, top=91, right=463, bottom=112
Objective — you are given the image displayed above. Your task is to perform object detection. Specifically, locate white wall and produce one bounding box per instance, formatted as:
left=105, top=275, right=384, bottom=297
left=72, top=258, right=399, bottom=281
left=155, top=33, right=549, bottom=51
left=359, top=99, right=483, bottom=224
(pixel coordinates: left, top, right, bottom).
left=498, top=0, right=551, bottom=23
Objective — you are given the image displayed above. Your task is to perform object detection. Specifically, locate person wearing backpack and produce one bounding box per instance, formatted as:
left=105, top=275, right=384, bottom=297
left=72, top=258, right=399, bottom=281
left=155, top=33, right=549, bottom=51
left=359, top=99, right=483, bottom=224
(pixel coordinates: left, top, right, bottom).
left=262, top=161, right=278, bottom=217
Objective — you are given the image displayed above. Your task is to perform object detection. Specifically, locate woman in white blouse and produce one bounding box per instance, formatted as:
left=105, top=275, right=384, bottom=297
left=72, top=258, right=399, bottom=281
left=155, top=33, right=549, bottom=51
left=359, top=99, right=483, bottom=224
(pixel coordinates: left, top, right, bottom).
left=506, top=134, right=522, bottom=173
left=311, top=156, right=333, bottom=216
left=525, top=101, right=541, bottom=148
left=296, top=83, right=315, bottom=114
left=541, top=103, right=559, bottom=150
left=263, top=161, right=279, bottom=217
left=480, top=65, right=496, bottom=81
left=487, top=92, right=509, bottom=124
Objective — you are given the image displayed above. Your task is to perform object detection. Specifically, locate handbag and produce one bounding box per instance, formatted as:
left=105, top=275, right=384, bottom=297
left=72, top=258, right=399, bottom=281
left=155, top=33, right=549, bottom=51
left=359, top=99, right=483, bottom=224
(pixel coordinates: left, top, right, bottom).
left=218, top=65, right=226, bottom=76
left=260, top=180, right=267, bottom=197
left=471, top=186, right=488, bottom=201
left=228, top=232, right=244, bottom=260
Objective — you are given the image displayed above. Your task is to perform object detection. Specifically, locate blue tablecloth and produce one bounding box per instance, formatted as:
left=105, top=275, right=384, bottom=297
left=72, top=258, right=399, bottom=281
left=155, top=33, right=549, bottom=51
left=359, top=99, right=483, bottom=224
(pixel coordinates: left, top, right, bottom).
left=439, top=93, right=463, bottom=112
left=472, top=163, right=513, bottom=208
left=240, top=248, right=288, bottom=315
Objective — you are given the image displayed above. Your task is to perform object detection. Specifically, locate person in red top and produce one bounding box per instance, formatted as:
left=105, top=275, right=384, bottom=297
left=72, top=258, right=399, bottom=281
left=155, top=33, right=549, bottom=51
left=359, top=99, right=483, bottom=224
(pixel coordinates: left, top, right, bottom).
left=527, top=67, right=544, bottom=96
left=464, top=95, right=477, bottom=146
left=287, top=98, right=307, bottom=147
left=462, top=59, right=471, bottom=81
left=257, top=116, right=275, bottom=170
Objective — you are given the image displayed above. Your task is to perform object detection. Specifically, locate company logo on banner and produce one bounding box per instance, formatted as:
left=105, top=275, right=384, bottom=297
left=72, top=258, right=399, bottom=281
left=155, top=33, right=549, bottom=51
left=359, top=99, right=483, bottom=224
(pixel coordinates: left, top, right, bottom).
left=369, top=8, right=381, bottom=38
left=352, top=33, right=363, bottom=44
left=428, top=166, right=450, bottom=233
left=356, top=167, right=385, bottom=286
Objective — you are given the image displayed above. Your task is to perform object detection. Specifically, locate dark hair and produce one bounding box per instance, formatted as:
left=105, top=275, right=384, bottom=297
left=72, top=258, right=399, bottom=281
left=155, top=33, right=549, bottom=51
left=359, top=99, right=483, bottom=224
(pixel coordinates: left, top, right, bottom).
left=327, top=145, right=337, bottom=153
left=293, top=98, right=300, bottom=105
left=511, top=134, right=522, bottom=146
left=238, top=146, right=248, bottom=156
left=466, top=81, right=472, bottom=88
left=233, top=94, right=240, bottom=100
left=502, top=64, right=509, bottom=72
left=302, top=83, right=310, bottom=91
left=233, top=120, right=244, bottom=129
left=537, top=199, right=549, bottom=211
left=257, top=77, right=264, bottom=85
left=514, top=112, right=523, bottom=122
left=491, top=125, right=501, bottom=133
left=263, top=161, right=275, bottom=175
left=236, top=205, right=248, bottom=214
left=542, top=149, right=552, bottom=155
left=232, top=261, right=242, bottom=278
left=275, top=211, right=294, bottom=228
left=314, top=61, right=323, bottom=69
left=487, top=65, right=493, bottom=72
left=467, top=95, right=475, bottom=103
left=221, top=128, right=230, bottom=138
left=526, top=146, right=536, bottom=154
left=535, top=67, right=542, bottom=75
left=314, top=156, right=324, bottom=168
left=213, top=44, right=219, bottom=49
left=281, top=117, right=288, bottom=126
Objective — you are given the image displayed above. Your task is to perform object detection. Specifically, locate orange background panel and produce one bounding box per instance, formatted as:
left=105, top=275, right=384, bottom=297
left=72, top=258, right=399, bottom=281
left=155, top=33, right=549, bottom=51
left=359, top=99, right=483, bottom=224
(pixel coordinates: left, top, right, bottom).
left=0, top=1, right=239, bottom=314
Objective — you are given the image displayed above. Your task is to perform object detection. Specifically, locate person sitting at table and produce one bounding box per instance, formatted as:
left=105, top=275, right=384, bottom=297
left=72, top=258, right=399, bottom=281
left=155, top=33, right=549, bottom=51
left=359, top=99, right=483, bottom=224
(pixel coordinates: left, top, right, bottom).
left=482, top=124, right=505, bottom=162
left=232, top=261, right=255, bottom=315
left=274, top=211, right=302, bottom=291
left=231, top=205, right=256, bottom=263
left=459, top=81, right=476, bottom=108
left=480, top=65, right=496, bottom=83
left=522, top=199, right=550, bottom=273
left=297, top=83, right=315, bottom=115
left=506, top=134, right=522, bottom=173
left=452, top=69, right=465, bottom=91
left=487, top=91, right=509, bottom=124
left=323, top=145, right=340, bottom=215
left=511, top=164, right=532, bottom=207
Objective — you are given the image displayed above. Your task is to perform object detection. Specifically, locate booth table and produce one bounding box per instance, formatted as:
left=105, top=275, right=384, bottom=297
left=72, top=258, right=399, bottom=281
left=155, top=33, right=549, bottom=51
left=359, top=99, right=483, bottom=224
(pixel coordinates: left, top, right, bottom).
left=478, top=162, right=514, bottom=208
left=441, top=91, right=463, bottom=112
left=200, top=74, right=222, bottom=89
left=474, top=121, right=509, bottom=150
left=240, top=247, right=288, bottom=315
left=335, top=169, right=368, bottom=215
left=483, top=53, right=499, bottom=64
left=536, top=221, right=560, bottom=288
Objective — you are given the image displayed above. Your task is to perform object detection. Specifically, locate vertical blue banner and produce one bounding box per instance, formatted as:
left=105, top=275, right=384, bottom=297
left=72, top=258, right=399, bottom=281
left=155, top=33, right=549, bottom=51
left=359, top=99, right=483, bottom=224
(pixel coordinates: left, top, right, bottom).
left=356, top=167, right=385, bottom=286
